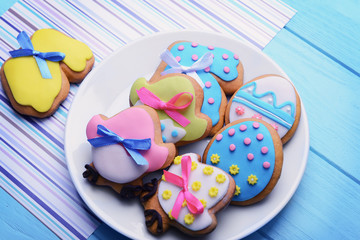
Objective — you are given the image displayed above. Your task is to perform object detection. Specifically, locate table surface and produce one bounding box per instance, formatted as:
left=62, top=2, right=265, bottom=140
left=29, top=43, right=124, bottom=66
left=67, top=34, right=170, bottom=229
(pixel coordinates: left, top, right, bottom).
left=1, top=0, right=360, bottom=239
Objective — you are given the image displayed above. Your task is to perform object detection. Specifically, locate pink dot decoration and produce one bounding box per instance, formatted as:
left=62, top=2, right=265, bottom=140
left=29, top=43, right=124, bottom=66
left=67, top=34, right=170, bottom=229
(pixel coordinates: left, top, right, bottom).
left=239, top=125, right=247, bottom=132
left=224, top=66, right=230, bottom=73
left=205, top=81, right=212, bottom=88
left=191, top=42, right=198, bottom=47
left=192, top=54, right=198, bottom=61
left=228, top=128, right=235, bottom=136
left=216, top=134, right=223, bottom=141
left=256, top=133, right=264, bottom=141
left=211, top=53, right=215, bottom=58
left=234, top=54, right=239, bottom=60
left=204, top=66, right=210, bottom=73
left=175, top=56, right=181, bottom=62
left=253, top=122, right=260, bottom=129
left=229, top=144, right=236, bottom=152
left=208, top=98, right=215, bottom=104
left=178, top=45, right=184, bottom=51
left=244, top=137, right=251, bottom=145
left=263, top=162, right=271, bottom=169
left=222, top=54, right=229, bottom=60
left=261, top=147, right=269, bottom=154
left=208, top=45, right=214, bottom=50
left=247, top=153, right=254, bottom=161
left=271, top=123, right=279, bottom=131
left=235, top=106, right=245, bottom=115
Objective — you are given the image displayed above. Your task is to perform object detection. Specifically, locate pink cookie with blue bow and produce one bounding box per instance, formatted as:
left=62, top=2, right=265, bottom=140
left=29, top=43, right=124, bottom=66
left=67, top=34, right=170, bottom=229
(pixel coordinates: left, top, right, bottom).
left=153, top=41, right=244, bottom=135
left=83, top=105, right=177, bottom=198
left=203, top=118, right=283, bottom=205
left=140, top=153, right=235, bottom=235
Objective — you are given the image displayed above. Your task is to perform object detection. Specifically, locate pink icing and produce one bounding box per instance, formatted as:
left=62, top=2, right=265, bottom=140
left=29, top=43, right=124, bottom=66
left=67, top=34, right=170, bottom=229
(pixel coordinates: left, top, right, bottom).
left=86, top=107, right=169, bottom=172
left=222, top=54, right=228, bottom=60
left=252, top=114, right=262, bottom=120
left=191, top=42, right=198, bottom=47
left=208, top=45, right=214, bottom=50
left=235, top=106, right=245, bottom=115
left=261, top=146, right=269, bottom=154
left=229, top=144, right=236, bottom=151
left=204, top=67, right=210, bottom=73
left=208, top=98, right=215, bottom=104
left=239, top=125, right=247, bottom=132
left=175, top=56, right=181, bottom=62
left=271, top=123, right=279, bottom=131
left=224, top=66, right=230, bottom=73
left=178, top=45, right=184, bottom=51
left=192, top=54, right=198, bottom=61
left=216, top=134, right=223, bottom=141
left=205, top=81, right=212, bottom=88
left=244, top=137, right=251, bottom=145
left=263, top=161, right=270, bottom=169
left=228, top=128, right=235, bottom=136
left=234, top=54, right=239, bottom=60
left=256, top=133, right=264, bottom=141
left=247, top=153, right=254, bottom=161
left=253, top=122, right=260, bottom=129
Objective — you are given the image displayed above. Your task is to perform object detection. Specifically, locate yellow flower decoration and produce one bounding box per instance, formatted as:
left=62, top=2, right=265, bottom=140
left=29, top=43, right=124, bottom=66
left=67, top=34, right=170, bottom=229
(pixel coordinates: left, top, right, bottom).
left=168, top=210, right=174, bottom=220
left=203, top=166, right=214, bottom=175
left=234, top=185, right=241, bottom=196
left=210, top=154, right=220, bottom=164
left=200, top=199, right=207, bottom=208
left=184, top=213, right=195, bottom=225
left=229, top=164, right=240, bottom=175
left=162, top=189, right=172, bottom=200
left=161, top=174, right=166, bottom=181
left=174, top=156, right=182, bottom=165
left=216, top=174, right=226, bottom=183
left=182, top=200, right=187, bottom=207
left=247, top=174, right=258, bottom=185
left=209, top=186, right=219, bottom=197
left=191, top=161, right=198, bottom=171
left=191, top=181, right=201, bottom=191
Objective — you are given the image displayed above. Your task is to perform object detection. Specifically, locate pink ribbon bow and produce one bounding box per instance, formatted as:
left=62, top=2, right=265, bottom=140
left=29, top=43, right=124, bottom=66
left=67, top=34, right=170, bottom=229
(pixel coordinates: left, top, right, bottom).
left=163, top=156, right=204, bottom=220
left=136, top=87, right=193, bottom=127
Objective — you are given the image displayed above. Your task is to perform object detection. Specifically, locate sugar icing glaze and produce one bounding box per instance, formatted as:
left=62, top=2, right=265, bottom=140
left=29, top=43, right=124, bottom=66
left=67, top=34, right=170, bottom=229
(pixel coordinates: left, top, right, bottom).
left=205, top=121, right=275, bottom=202
left=158, top=153, right=230, bottom=231
left=165, top=42, right=240, bottom=126
left=86, top=107, right=169, bottom=183
left=229, top=76, right=297, bottom=139
left=130, top=76, right=208, bottom=142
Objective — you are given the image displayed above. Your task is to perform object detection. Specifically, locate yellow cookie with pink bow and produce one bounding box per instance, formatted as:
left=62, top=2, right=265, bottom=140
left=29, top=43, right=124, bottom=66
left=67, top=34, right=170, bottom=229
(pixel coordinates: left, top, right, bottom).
left=140, top=153, right=235, bottom=236
left=0, top=29, right=94, bottom=118
left=129, top=73, right=212, bottom=146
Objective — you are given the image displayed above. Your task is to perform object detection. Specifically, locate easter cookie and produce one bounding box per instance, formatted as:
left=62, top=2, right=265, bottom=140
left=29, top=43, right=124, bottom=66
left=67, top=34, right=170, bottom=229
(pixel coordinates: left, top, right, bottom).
left=203, top=119, right=283, bottom=205
left=0, top=29, right=94, bottom=118
left=129, top=73, right=212, bottom=146
left=153, top=41, right=243, bottom=135
left=225, top=75, right=301, bottom=144
left=141, top=153, right=235, bottom=235
left=83, top=105, right=177, bottom=197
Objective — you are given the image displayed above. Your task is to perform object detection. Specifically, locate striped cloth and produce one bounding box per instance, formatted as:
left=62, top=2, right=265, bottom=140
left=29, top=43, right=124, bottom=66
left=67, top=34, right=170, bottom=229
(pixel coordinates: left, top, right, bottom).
left=0, top=0, right=296, bottom=239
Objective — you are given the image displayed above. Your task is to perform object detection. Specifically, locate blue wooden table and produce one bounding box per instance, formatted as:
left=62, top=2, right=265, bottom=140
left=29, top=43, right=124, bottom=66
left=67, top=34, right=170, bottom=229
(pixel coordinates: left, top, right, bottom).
left=1, top=0, right=360, bottom=239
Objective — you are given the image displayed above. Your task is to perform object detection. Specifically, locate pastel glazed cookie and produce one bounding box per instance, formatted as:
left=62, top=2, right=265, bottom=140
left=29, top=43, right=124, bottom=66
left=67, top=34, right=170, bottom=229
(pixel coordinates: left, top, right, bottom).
left=83, top=105, right=177, bottom=196
left=153, top=41, right=244, bottom=135
left=129, top=73, right=212, bottom=146
left=0, top=29, right=94, bottom=118
left=203, top=119, right=283, bottom=205
left=225, top=75, right=301, bottom=144
left=141, top=153, right=235, bottom=235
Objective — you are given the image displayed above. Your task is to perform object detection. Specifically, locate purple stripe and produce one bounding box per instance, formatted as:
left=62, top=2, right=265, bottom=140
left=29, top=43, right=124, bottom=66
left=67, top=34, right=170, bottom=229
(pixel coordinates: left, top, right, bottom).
left=237, top=0, right=282, bottom=29
left=189, top=0, right=262, bottom=49
left=0, top=145, right=96, bottom=232
left=260, top=0, right=291, bottom=19
left=8, top=8, right=38, bottom=31
left=143, top=0, right=185, bottom=28
left=0, top=16, right=20, bottom=32
left=0, top=165, right=86, bottom=240
left=111, top=0, right=159, bottom=32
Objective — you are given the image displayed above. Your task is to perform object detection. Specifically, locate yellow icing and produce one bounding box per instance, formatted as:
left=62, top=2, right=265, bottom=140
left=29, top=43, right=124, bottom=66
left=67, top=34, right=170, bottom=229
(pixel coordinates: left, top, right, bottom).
left=203, top=166, right=214, bottom=175
left=173, top=155, right=182, bottom=165
left=184, top=213, right=194, bottom=225
left=229, top=164, right=240, bottom=175
left=216, top=174, right=226, bottom=183
left=247, top=174, right=258, bottom=185
left=209, top=187, right=218, bottom=197
left=191, top=181, right=201, bottom=191
left=161, top=174, right=165, bottom=181
left=168, top=209, right=174, bottom=220
left=182, top=200, right=187, bottom=207
left=200, top=199, right=207, bottom=208
left=162, top=189, right=172, bottom=200
left=234, top=185, right=241, bottom=196
left=4, top=57, right=62, bottom=112
left=191, top=161, right=198, bottom=171
left=31, top=29, right=93, bottom=72
left=210, top=154, right=220, bottom=164
left=130, top=76, right=208, bottom=142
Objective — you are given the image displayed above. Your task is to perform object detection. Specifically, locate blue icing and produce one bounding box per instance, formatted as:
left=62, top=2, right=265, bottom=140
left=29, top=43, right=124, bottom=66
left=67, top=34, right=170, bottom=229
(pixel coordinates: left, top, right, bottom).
left=171, top=130, right=178, bottom=137
left=160, top=123, right=165, bottom=131
left=205, top=121, right=275, bottom=202
left=162, top=135, right=166, bottom=143
left=163, top=42, right=239, bottom=126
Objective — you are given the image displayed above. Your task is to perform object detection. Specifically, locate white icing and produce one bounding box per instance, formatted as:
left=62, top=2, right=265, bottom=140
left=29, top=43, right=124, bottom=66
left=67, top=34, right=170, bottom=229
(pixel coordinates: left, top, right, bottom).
left=92, top=145, right=148, bottom=183
left=160, top=119, right=186, bottom=143
left=158, top=153, right=230, bottom=231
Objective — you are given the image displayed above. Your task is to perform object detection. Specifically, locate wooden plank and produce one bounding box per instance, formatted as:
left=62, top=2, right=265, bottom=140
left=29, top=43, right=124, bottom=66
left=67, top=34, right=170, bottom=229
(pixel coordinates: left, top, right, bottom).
left=0, top=188, right=57, bottom=240
left=282, top=0, right=360, bottom=75
left=258, top=150, right=360, bottom=239
left=263, top=28, right=360, bottom=181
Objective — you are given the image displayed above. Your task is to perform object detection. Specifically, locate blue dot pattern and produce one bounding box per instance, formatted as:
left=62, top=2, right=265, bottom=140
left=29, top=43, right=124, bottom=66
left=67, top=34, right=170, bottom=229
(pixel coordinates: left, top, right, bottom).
left=171, top=130, right=178, bottom=137
left=205, top=121, right=275, bottom=202
left=162, top=135, right=166, bottom=143
left=164, top=42, right=239, bottom=126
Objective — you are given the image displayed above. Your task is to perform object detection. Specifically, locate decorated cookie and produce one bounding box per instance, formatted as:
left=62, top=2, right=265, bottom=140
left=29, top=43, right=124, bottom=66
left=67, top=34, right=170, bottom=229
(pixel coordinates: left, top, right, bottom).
left=203, top=119, right=283, bottom=205
left=153, top=41, right=244, bottom=135
left=225, top=75, right=301, bottom=144
left=83, top=105, right=177, bottom=197
left=129, top=73, right=212, bottom=146
left=0, top=29, right=94, bottom=118
left=141, top=153, right=235, bottom=235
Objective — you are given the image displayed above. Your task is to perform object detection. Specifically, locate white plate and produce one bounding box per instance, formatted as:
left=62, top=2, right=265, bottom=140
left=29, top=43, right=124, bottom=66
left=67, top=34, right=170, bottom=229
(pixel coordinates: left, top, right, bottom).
left=65, top=30, right=309, bottom=240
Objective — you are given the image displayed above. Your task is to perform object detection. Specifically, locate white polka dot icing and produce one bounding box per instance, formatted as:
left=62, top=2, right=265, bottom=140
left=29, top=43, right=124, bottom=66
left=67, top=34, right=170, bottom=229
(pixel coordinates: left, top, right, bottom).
left=160, top=119, right=186, bottom=143
left=158, top=153, right=230, bottom=231
left=205, top=121, right=276, bottom=202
